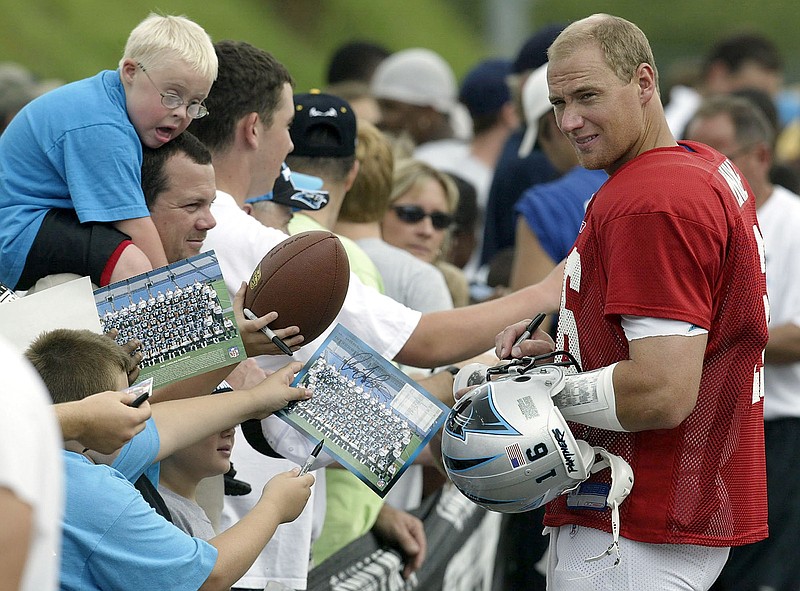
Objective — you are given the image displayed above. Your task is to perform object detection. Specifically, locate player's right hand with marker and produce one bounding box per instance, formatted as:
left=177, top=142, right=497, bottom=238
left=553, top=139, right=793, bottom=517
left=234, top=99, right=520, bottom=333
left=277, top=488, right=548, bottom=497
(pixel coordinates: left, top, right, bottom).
left=247, top=361, right=312, bottom=418
left=495, top=319, right=554, bottom=360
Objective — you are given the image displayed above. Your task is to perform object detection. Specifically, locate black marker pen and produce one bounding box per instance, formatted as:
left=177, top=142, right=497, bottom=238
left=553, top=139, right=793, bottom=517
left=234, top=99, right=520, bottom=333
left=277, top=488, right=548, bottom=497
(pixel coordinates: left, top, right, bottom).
left=243, top=307, right=294, bottom=356
left=299, top=440, right=324, bottom=476
left=512, top=313, right=547, bottom=349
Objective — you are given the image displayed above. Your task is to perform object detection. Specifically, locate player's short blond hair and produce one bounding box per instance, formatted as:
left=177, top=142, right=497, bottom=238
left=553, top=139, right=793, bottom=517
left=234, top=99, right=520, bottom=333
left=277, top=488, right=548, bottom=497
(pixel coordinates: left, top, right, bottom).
left=549, top=13, right=659, bottom=90
left=120, top=13, right=217, bottom=82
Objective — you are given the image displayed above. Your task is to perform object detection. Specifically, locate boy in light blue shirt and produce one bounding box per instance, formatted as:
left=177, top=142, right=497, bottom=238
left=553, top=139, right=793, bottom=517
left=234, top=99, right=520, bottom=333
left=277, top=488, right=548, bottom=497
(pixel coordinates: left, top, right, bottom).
left=25, top=328, right=315, bottom=591
left=0, top=14, right=217, bottom=291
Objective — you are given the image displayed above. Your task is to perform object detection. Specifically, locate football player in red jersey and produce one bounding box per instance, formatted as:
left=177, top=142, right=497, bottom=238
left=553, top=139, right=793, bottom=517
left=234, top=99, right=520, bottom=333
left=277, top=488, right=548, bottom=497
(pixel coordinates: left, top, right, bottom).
left=496, top=14, right=768, bottom=591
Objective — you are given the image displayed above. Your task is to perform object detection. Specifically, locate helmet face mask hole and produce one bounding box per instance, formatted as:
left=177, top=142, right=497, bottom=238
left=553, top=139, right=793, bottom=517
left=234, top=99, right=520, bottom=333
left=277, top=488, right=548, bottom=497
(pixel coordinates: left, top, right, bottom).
left=452, top=395, right=474, bottom=415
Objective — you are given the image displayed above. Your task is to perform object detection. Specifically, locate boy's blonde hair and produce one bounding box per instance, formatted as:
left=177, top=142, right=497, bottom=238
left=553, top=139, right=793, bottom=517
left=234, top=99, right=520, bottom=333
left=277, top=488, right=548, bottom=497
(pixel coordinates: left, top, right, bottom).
left=25, top=329, right=131, bottom=405
left=121, top=13, right=217, bottom=82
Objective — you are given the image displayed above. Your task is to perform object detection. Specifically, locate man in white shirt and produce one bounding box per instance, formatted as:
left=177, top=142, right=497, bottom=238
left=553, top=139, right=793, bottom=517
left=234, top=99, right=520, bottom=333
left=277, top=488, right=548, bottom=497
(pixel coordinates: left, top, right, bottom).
left=0, top=336, right=63, bottom=591
left=685, top=93, right=800, bottom=591
left=187, top=40, right=561, bottom=590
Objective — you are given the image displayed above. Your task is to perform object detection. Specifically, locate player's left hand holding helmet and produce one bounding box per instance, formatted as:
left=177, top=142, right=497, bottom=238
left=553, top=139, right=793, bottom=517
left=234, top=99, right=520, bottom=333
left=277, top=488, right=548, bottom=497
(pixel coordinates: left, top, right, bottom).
left=441, top=359, right=634, bottom=562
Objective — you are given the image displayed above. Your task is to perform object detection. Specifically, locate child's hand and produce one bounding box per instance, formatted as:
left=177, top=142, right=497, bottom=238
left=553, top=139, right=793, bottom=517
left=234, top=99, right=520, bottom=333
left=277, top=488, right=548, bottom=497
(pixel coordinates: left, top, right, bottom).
left=261, top=468, right=315, bottom=523
left=74, top=390, right=151, bottom=453
left=104, top=328, right=143, bottom=385
left=225, top=358, right=269, bottom=390
left=247, top=361, right=312, bottom=418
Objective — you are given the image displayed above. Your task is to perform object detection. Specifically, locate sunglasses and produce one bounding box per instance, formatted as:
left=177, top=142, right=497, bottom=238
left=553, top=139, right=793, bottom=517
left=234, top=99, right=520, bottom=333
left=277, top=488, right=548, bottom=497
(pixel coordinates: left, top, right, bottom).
left=392, top=205, right=453, bottom=230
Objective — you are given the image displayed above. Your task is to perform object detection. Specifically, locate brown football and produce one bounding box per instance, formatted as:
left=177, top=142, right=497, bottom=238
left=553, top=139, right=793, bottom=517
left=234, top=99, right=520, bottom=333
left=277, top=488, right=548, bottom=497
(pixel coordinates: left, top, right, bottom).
left=244, top=230, right=350, bottom=344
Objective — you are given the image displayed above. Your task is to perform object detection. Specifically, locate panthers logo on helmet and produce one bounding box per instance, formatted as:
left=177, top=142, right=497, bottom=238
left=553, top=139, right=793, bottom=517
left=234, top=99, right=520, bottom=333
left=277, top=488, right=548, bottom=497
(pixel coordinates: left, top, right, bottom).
left=445, top=383, right=521, bottom=441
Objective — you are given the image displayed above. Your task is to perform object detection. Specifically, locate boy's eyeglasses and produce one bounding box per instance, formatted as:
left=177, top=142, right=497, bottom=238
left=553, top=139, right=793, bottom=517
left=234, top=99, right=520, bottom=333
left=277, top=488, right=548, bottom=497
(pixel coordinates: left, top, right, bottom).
left=392, top=205, right=453, bottom=230
left=138, top=63, right=209, bottom=120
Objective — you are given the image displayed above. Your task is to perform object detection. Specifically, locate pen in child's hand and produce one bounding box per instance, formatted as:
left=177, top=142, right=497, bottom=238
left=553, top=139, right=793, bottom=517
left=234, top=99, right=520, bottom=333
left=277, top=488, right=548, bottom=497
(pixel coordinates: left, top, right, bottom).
left=129, top=390, right=150, bottom=408
left=299, top=440, right=324, bottom=476
left=511, top=313, right=547, bottom=350
left=243, top=307, right=294, bottom=356
left=126, top=378, right=153, bottom=408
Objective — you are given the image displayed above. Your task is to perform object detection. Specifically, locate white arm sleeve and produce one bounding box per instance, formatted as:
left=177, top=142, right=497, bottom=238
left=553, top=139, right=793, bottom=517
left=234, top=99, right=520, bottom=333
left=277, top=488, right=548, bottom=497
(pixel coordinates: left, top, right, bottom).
left=554, top=363, right=627, bottom=432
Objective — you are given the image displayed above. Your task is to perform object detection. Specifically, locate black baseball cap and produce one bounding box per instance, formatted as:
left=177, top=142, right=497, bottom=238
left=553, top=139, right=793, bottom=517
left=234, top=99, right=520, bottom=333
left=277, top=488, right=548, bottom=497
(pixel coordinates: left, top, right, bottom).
left=290, top=90, right=357, bottom=157
left=459, top=58, right=513, bottom=118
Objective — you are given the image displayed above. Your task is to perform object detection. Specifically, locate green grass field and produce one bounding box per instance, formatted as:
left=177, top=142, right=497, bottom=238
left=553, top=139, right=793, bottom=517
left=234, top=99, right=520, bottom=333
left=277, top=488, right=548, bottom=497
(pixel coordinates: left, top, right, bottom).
left=4, top=1, right=797, bottom=94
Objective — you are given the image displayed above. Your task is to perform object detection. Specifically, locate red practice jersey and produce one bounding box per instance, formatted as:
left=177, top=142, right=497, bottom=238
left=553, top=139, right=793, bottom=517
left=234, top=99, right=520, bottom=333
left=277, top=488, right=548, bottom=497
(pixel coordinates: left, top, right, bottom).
left=546, top=141, right=769, bottom=546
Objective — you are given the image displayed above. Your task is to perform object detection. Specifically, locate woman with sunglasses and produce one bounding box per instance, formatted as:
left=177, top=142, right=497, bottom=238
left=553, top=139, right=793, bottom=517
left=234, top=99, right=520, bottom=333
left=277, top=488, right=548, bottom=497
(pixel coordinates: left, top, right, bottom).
left=381, top=159, right=470, bottom=306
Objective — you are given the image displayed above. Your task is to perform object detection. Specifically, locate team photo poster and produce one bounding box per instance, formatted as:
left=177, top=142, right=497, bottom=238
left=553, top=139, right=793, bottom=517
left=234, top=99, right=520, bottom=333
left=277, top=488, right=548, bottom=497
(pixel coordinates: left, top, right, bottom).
left=279, top=323, right=449, bottom=497
left=94, top=251, right=244, bottom=389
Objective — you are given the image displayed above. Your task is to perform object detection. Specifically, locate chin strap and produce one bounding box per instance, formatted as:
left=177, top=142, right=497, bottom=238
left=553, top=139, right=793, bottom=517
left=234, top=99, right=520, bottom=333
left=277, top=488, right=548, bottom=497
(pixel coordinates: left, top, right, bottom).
left=584, top=498, right=622, bottom=566
left=583, top=447, right=633, bottom=567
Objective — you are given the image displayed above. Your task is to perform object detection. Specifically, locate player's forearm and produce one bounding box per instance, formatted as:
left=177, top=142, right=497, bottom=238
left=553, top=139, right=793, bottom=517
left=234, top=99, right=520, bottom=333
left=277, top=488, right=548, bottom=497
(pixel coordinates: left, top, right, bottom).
left=113, top=217, right=168, bottom=268
left=396, top=276, right=562, bottom=368
left=612, top=336, right=705, bottom=431
left=201, top=503, right=282, bottom=591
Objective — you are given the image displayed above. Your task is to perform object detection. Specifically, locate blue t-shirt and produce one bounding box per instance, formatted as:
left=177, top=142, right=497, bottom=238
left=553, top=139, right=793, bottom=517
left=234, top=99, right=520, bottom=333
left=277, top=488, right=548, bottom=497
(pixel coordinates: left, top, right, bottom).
left=59, top=419, right=217, bottom=591
left=0, top=70, right=149, bottom=287
left=514, top=166, right=608, bottom=264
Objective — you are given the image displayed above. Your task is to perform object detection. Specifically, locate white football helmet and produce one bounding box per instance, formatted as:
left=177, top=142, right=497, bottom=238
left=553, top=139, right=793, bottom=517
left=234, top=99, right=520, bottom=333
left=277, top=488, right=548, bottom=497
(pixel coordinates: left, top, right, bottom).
left=442, top=363, right=633, bottom=516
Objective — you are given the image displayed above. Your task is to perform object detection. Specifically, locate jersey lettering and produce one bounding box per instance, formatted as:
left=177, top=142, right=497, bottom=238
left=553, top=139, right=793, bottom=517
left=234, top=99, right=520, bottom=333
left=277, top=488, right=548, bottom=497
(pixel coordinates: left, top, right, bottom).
left=719, top=160, right=749, bottom=208
left=753, top=224, right=766, bottom=274
left=750, top=221, right=768, bottom=404
left=750, top=223, right=767, bottom=404
left=558, top=248, right=582, bottom=369
left=752, top=357, right=765, bottom=404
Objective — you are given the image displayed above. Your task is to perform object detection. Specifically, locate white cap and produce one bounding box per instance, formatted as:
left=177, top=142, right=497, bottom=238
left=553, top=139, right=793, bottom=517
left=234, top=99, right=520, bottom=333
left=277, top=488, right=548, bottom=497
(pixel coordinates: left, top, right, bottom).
left=370, top=48, right=457, bottom=115
left=518, top=64, right=552, bottom=158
